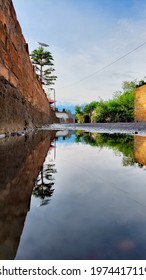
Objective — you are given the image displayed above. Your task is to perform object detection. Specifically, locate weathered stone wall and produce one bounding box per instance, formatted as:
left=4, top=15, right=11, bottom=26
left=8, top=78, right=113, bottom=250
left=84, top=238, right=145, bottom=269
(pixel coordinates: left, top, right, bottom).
left=134, top=85, right=146, bottom=121
left=0, top=0, right=52, bottom=132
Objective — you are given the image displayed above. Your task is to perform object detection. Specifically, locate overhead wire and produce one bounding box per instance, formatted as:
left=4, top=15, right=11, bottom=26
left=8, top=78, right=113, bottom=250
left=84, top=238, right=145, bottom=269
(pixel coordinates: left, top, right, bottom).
left=60, top=41, right=146, bottom=89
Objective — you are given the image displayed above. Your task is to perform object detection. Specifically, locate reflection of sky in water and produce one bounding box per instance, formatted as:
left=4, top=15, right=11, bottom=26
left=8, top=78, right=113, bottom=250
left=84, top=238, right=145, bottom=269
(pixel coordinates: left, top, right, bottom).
left=16, top=134, right=146, bottom=260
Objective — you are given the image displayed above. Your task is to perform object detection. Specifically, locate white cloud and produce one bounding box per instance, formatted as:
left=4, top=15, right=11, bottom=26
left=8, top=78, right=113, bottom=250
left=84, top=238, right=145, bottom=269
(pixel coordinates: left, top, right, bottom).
left=53, top=14, right=146, bottom=104
left=13, top=0, right=146, bottom=105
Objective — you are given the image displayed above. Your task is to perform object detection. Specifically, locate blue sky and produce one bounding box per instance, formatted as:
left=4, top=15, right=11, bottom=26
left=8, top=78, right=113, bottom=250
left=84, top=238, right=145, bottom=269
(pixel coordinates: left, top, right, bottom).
left=12, top=0, right=146, bottom=108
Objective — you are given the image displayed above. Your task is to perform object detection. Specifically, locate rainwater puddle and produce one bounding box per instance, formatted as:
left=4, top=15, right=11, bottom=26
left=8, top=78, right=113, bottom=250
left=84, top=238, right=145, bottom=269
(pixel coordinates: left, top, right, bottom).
left=1, top=130, right=146, bottom=259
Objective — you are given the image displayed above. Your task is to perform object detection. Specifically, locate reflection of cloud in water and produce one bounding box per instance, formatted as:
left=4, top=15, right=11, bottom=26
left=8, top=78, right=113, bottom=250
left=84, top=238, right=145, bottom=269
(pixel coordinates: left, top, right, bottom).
left=16, top=132, right=146, bottom=260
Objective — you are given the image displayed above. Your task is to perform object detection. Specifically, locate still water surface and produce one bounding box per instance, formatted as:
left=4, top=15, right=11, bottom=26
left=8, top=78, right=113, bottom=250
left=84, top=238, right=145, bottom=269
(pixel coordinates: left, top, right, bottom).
left=1, top=130, right=146, bottom=259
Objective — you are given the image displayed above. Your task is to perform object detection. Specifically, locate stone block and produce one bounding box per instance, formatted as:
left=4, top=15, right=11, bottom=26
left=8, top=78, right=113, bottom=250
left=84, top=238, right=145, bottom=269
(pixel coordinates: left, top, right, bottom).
left=0, top=63, right=9, bottom=80
left=9, top=71, right=18, bottom=87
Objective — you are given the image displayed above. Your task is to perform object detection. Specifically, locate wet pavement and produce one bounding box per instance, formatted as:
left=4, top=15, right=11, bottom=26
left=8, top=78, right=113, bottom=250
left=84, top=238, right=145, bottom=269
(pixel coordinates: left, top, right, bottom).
left=1, top=126, right=146, bottom=259
left=45, top=122, right=146, bottom=135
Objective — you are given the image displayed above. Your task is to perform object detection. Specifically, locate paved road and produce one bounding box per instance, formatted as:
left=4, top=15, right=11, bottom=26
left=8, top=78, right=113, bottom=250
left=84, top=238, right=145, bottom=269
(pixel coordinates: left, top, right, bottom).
left=46, top=122, right=146, bottom=135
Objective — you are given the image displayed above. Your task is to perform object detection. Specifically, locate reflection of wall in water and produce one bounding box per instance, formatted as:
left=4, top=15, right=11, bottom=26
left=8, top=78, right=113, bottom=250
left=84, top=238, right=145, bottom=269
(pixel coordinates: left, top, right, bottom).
left=134, top=135, right=146, bottom=166
left=0, top=131, right=54, bottom=259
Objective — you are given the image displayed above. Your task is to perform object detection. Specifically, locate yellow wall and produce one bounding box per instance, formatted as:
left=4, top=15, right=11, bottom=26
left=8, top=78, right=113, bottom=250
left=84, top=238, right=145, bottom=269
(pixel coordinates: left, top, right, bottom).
left=135, top=85, right=146, bottom=121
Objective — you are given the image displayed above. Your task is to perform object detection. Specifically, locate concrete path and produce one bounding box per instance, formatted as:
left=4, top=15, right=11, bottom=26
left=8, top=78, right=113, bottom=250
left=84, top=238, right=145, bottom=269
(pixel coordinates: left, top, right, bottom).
left=46, top=122, right=146, bottom=135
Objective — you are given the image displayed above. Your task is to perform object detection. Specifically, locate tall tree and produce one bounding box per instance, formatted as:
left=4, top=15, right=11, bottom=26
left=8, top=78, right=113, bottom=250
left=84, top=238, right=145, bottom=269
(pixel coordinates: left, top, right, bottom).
left=30, top=46, right=57, bottom=86
left=121, top=80, right=137, bottom=91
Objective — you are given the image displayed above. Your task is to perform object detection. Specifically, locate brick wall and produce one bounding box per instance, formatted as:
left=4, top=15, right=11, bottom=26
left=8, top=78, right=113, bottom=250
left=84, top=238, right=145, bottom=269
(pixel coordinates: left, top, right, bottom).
left=0, top=0, right=52, bottom=133
left=134, top=85, right=146, bottom=121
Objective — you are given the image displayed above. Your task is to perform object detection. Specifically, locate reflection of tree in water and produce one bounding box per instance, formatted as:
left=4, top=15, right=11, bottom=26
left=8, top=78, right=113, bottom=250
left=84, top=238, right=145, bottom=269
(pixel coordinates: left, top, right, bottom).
left=33, top=163, right=57, bottom=206
left=76, top=132, right=135, bottom=167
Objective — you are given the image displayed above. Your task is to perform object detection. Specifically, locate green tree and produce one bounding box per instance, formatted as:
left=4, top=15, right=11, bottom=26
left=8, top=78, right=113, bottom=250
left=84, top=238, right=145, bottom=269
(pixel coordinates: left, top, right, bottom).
left=122, top=80, right=137, bottom=92
left=75, top=105, right=84, bottom=123
left=74, top=79, right=138, bottom=123
left=75, top=105, right=83, bottom=114
left=83, top=101, right=99, bottom=119
left=95, top=100, right=109, bottom=122
left=30, top=46, right=57, bottom=86
left=83, top=101, right=98, bottom=114
left=33, top=163, right=57, bottom=206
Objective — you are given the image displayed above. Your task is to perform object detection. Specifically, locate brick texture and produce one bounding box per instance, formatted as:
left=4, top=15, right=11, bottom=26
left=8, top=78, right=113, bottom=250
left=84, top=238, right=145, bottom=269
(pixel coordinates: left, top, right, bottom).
left=134, top=85, right=146, bottom=121
left=0, top=0, right=52, bottom=132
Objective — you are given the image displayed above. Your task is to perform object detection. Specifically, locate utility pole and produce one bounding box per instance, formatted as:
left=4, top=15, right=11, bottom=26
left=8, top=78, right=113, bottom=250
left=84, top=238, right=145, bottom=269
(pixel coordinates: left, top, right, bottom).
left=50, top=88, right=56, bottom=110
